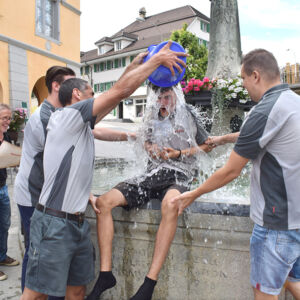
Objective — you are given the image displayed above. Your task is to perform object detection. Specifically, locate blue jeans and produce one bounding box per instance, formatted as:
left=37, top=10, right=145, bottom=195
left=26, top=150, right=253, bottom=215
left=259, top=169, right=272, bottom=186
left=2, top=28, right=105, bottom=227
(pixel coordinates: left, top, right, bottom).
left=18, top=204, right=65, bottom=300
left=0, top=185, right=10, bottom=262
left=250, top=223, right=300, bottom=295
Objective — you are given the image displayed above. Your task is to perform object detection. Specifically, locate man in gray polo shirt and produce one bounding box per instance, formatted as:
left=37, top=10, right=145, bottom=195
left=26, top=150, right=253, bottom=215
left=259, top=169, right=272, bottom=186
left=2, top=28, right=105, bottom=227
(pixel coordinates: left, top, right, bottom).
left=21, top=41, right=187, bottom=300
left=87, top=83, right=211, bottom=300
left=173, top=49, right=300, bottom=299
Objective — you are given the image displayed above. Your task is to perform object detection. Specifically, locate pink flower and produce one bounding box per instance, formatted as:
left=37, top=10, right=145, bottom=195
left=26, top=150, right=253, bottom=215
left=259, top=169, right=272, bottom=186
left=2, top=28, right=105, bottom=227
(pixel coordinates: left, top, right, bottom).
left=203, top=77, right=210, bottom=83
left=194, top=87, right=200, bottom=91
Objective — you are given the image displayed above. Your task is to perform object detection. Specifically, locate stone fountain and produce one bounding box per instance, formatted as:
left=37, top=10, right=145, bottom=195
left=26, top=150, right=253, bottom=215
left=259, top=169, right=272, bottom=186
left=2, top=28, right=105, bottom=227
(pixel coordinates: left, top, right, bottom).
left=86, top=1, right=294, bottom=299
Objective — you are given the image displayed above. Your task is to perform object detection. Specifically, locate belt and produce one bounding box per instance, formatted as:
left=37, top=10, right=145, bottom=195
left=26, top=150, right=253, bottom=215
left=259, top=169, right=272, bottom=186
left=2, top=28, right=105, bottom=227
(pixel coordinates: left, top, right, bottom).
left=36, top=203, right=85, bottom=226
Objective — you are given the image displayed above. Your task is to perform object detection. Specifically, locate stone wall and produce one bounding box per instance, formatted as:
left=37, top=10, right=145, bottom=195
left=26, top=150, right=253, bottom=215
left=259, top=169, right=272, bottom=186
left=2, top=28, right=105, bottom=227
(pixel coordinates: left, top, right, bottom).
left=86, top=204, right=294, bottom=300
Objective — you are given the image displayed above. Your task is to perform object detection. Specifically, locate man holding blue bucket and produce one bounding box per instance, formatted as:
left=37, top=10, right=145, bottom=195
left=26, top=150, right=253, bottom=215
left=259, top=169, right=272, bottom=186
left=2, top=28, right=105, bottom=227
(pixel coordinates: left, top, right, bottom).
left=21, top=41, right=187, bottom=300
left=87, top=49, right=213, bottom=298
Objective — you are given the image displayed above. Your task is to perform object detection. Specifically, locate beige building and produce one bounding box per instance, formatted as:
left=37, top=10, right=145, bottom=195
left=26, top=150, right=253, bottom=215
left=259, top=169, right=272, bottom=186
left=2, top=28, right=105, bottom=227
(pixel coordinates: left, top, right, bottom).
left=0, top=0, right=81, bottom=114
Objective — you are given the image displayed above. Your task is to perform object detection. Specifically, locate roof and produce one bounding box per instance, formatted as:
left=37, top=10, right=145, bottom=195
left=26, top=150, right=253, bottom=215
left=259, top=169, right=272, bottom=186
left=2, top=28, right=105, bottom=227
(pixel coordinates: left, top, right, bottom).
left=81, top=5, right=210, bottom=63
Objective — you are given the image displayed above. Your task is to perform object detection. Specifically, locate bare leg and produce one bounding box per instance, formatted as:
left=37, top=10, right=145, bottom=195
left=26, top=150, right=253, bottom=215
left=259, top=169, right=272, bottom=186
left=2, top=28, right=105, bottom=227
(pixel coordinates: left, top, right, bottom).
left=253, top=287, right=278, bottom=300
left=147, top=189, right=181, bottom=280
left=97, top=189, right=127, bottom=271
left=285, top=280, right=300, bottom=300
left=20, top=287, right=47, bottom=300
left=86, top=189, right=127, bottom=300
left=130, top=189, right=181, bottom=300
left=65, top=285, right=85, bottom=300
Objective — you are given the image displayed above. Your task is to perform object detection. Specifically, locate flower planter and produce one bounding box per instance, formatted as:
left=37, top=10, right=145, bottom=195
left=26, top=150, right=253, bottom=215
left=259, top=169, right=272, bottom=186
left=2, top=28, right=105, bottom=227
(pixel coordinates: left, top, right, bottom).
left=185, top=91, right=212, bottom=107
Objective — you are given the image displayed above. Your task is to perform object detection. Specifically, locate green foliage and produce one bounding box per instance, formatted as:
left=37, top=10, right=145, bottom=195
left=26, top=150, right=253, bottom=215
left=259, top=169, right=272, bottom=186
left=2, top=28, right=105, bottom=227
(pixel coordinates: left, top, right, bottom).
left=170, top=24, right=208, bottom=80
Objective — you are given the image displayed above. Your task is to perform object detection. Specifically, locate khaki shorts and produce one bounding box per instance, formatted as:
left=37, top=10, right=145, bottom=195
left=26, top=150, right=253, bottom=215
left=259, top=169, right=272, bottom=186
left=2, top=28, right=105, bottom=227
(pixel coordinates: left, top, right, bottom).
left=25, top=209, right=95, bottom=297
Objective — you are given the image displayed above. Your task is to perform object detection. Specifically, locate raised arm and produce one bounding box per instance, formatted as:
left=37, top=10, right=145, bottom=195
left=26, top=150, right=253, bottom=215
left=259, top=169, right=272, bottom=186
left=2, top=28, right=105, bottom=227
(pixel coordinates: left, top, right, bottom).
left=92, top=41, right=187, bottom=120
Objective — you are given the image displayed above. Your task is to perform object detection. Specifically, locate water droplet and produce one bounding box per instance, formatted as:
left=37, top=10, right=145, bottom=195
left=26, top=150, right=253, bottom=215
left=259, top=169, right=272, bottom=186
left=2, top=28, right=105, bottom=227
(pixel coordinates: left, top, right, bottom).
left=204, top=238, right=208, bottom=243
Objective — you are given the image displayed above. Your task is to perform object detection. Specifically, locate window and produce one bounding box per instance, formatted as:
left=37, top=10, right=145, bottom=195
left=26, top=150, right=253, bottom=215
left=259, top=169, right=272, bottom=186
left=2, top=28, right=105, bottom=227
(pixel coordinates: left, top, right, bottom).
left=84, top=66, right=89, bottom=75
left=115, top=41, right=122, bottom=51
left=94, top=64, right=99, bottom=73
left=36, top=0, right=59, bottom=41
left=198, top=39, right=208, bottom=48
left=130, top=55, right=136, bottom=62
left=122, top=57, right=126, bottom=67
left=135, top=99, right=147, bottom=117
left=98, top=46, right=103, bottom=54
left=200, top=21, right=210, bottom=33
left=107, top=61, right=112, bottom=70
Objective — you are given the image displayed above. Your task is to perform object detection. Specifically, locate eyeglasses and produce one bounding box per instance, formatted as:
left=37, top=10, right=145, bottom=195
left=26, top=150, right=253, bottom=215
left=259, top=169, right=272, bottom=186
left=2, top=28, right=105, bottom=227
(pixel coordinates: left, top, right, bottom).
left=0, top=117, right=12, bottom=121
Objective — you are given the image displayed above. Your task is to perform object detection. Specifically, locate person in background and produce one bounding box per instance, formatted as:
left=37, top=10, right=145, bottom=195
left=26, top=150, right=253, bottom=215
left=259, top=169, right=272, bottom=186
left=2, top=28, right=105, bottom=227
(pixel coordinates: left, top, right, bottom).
left=0, top=103, right=20, bottom=281
left=14, top=66, right=75, bottom=299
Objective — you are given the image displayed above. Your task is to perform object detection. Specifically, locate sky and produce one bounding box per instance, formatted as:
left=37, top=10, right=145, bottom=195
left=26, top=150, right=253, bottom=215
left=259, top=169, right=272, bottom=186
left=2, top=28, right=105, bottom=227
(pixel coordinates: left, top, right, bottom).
left=80, top=0, right=300, bottom=67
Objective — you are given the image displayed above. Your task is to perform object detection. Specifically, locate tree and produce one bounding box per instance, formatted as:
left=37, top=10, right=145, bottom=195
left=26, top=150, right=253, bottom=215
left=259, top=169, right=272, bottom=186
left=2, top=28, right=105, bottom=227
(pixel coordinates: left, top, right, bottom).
left=170, top=24, right=208, bottom=80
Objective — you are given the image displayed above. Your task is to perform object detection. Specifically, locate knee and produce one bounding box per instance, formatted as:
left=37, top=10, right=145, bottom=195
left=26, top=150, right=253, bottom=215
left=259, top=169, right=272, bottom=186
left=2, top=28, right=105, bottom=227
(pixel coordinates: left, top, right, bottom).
left=96, top=194, right=116, bottom=212
left=161, top=198, right=179, bottom=218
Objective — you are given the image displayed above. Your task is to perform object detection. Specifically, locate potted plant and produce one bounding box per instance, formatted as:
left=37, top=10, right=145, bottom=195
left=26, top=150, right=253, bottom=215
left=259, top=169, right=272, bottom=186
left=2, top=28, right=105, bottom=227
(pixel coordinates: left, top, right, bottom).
left=8, top=108, right=27, bottom=144
left=214, top=76, right=253, bottom=108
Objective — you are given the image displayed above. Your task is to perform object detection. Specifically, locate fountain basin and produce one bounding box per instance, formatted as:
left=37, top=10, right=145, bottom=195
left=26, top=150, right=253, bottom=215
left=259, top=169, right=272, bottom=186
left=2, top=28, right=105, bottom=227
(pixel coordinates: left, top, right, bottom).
left=86, top=198, right=292, bottom=300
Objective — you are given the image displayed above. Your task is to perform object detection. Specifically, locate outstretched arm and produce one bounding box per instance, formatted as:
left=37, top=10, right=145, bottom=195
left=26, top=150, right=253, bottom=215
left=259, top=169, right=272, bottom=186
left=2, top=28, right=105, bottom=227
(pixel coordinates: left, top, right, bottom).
left=93, top=127, right=136, bottom=141
left=92, top=41, right=187, bottom=121
left=205, top=132, right=240, bottom=146
left=171, top=150, right=249, bottom=215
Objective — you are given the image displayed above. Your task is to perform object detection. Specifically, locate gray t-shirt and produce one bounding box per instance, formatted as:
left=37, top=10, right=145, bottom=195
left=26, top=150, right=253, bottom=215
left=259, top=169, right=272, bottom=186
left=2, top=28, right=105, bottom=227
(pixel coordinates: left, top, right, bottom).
left=234, top=84, right=300, bottom=230
left=39, top=98, right=95, bottom=213
left=14, top=100, right=55, bottom=207
left=145, top=106, right=208, bottom=177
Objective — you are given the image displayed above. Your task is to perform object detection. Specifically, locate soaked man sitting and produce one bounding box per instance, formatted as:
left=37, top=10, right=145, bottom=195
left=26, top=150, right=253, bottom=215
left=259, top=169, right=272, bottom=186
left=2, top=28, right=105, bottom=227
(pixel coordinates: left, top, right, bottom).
left=87, top=83, right=212, bottom=300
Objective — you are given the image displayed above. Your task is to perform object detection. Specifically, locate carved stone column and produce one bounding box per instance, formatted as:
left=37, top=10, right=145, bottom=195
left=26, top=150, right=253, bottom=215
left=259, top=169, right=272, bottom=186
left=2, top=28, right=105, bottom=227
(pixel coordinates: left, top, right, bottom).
left=206, top=0, right=242, bottom=79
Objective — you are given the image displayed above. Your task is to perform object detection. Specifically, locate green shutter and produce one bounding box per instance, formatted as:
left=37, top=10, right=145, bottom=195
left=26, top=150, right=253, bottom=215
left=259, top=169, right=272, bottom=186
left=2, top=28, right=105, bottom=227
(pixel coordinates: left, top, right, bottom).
left=107, top=61, right=111, bottom=70
left=130, top=56, right=135, bottom=62
left=201, top=21, right=204, bottom=31
left=100, top=62, right=104, bottom=71
left=207, top=23, right=210, bottom=33
left=80, top=67, right=83, bottom=75
left=122, top=57, right=126, bottom=67
left=94, top=84, right=98, bottom=92
left=100, top=83, right=104, bottom=92
left=85, top=66, right=89, bottom=74
left=94, top=64, right=97, bottom=72
left=203, top=40, right=207, bottom=47
left=114, top=59, right=119, bottom=68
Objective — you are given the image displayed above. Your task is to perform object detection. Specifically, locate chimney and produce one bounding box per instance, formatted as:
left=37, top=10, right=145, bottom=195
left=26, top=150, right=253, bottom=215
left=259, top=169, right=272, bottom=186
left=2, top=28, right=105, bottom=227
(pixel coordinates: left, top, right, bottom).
left=139, top=7, right=146, bottom=20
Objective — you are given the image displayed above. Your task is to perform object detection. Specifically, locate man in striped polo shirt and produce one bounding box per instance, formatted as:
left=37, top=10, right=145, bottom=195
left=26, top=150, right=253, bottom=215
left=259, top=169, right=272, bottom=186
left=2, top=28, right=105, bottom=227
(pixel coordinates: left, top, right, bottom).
left=173, top=49, right=300, bottom=299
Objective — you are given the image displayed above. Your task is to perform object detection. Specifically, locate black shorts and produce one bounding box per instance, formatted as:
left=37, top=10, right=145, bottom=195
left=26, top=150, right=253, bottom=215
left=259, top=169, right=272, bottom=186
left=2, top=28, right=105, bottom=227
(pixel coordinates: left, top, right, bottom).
left=114, top=168, right=191, bottom=210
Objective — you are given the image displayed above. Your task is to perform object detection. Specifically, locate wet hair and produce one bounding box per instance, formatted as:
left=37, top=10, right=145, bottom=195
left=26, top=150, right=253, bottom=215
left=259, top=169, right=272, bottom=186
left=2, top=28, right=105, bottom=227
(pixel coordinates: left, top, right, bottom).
left=148, top=82, right=177, bottom=94
left=242, top=49, right=280, bottom=82
left=58, top=78, right=89, bottom=107
left=45, top=66, right=75, bottom=93
left=0, top=103, right=11, bottom=112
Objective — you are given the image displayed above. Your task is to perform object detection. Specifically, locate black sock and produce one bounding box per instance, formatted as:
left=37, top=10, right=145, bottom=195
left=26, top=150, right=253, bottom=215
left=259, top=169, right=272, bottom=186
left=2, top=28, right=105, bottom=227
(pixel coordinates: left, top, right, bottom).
left=86, top=271, right=116, bottom=300
left=130, top=277, right=157, bottom=300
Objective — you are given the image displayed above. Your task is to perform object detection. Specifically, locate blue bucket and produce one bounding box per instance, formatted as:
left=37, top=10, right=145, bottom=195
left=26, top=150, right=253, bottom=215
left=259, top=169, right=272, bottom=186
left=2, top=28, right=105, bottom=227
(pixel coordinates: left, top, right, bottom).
left=143, top=41, right=186, bottom=87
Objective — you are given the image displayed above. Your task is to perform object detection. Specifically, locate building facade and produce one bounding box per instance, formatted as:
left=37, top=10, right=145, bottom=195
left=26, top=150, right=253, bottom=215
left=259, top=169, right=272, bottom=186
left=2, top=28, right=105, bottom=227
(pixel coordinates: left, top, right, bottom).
left=0, top=0, right=81, bottom=114
left=80, top=5, right=210, bottom=122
